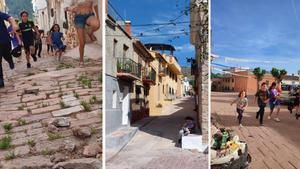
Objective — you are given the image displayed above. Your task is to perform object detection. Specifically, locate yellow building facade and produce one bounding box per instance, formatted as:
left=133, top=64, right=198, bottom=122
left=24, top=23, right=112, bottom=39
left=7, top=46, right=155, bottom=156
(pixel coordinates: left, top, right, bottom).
left=148, top=51, right=183, bottom=116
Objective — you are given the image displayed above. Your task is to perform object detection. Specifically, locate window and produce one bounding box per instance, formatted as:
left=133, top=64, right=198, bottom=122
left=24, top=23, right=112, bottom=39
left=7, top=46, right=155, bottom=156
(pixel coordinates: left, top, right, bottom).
left=123, top=45, right=129, bottom=58
left=112, top=90, right=117, bottom=109
left=113, top=39, right=117, bottom=58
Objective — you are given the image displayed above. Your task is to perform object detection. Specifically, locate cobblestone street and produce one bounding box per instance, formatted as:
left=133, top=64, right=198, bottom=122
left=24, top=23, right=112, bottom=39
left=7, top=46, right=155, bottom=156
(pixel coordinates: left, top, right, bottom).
left=212, top=92, right=300, bottom=169
left=0, top=45, right=102, bottom=168
left=106, top=97, right=208, bottom=169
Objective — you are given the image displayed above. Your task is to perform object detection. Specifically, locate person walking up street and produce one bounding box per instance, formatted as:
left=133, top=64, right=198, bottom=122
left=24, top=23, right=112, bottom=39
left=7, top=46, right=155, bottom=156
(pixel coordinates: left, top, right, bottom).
left=51, top=24, right=66, bottom=61
left=34, top=25, right=43, bottom=58
left=0, top=11, right=19, bottom=88
left=19, top=11, right=40, bottom=68
left=46, top=30, right=53, bottom=56
left=254, top=82, right=270, bottom=126
left=231, top=91, right=248, bottom=128
left=268, top=82, right=281, bottom=122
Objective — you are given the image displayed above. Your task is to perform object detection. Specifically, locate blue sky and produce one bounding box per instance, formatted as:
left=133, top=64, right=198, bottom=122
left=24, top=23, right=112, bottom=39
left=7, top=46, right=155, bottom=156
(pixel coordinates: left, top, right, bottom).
left=212, top=0, right=300, bottom=75
left=109, top=0, right=194, bottom=67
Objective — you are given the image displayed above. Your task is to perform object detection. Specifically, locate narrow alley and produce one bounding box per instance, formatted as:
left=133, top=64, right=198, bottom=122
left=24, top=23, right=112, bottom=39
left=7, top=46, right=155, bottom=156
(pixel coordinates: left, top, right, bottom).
left=106, top=97, right=208, bottom=169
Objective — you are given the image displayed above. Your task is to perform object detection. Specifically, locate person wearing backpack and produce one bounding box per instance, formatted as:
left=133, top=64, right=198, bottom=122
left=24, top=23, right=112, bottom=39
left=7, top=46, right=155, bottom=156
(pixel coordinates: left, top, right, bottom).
left=0, top=11, right=19, bottom=88
left=254, top=82, right=270, bottom=126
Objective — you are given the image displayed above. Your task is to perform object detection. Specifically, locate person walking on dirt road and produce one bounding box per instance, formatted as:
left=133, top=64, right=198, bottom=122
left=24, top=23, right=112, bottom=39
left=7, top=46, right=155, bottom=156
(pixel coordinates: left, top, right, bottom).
left=254, top=82, right=270, bottom=126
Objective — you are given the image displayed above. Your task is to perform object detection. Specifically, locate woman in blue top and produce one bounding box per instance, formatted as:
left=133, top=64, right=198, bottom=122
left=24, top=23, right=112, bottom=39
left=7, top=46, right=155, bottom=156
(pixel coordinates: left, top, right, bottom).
left=51, top=24, right=66, bottom=61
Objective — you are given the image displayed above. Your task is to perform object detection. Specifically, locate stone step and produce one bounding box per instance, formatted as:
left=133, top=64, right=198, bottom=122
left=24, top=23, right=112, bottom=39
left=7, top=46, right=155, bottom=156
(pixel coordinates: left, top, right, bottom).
left=52, top=106, right=83, bottom=117
left=1, top=155, right=53, bottom=169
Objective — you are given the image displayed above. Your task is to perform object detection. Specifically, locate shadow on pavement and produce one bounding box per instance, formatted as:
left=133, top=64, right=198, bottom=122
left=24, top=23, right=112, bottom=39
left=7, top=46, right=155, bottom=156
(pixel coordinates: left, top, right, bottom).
left=132, top=96, right=202, bottom=148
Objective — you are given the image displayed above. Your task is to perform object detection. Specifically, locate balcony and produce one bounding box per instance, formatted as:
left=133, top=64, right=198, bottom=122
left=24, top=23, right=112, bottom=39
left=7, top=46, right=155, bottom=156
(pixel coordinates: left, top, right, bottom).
left=117, top=58, right=141, bottom=81
left=158, top=65, right=167, bottom=77
left=168, top=57, right=182, bottom=75
left=143, top=68, right=156, bottom=85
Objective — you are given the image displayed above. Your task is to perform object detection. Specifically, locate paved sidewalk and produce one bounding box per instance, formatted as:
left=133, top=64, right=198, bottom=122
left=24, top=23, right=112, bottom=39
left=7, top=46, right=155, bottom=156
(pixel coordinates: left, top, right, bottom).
left=106, top=97, right=208, bottom=169
left=212, top=92, right=300, bottom=169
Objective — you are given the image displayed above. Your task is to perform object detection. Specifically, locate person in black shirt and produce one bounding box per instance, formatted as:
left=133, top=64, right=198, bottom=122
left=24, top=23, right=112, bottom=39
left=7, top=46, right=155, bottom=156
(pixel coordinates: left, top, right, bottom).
left=254, top=82, right=270, bottom=126
left=0, top=12, right=19, bottom=88
left=19, top=11, right=39, bottom=68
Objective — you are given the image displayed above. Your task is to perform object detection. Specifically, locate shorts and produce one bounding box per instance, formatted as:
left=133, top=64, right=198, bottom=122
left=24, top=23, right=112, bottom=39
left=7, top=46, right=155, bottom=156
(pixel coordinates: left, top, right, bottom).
left=270, top=100, right=280, bottom=111
left=74, top=13, right=95, bottom=28
left=23, top=40, right=34, bottom=53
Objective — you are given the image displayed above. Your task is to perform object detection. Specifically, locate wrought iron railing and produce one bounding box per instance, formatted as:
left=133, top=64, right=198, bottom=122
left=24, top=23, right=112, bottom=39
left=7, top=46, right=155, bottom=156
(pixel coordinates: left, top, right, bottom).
left=117, top=58, right=141, bottom=78
left=144, top=68, right=156, bottom=82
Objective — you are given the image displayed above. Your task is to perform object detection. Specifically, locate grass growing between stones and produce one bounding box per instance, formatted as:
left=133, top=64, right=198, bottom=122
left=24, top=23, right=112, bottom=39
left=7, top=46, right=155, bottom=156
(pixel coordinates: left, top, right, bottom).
left=74, top=92, right=79, bottom=99
left=56, top=63, right=75, bottom=70
left=41, top=148, right=55, bottom=156
left=4, top=152, right=15, bottom=160
left=78, top=75, right=92, bottom=88
left=3, top=123, right=13, bottom=134
left=18, top=104, right=25, bottom=110
left=27, top=139, right=36, bottom=147
left=80, top=101, right=91, bottom=112
left=47, top=132, right=63, bottom=141
left=60, top=101, right=70, bottom=109
left=89, top=96, right=98, bottom=104
left=17, top=119, right=27, bottom=126
left=42, top=102, right=49, bottom=107
left=91, top=127, right=97, bottom=135
left=0, top=136, right=12, bottom=149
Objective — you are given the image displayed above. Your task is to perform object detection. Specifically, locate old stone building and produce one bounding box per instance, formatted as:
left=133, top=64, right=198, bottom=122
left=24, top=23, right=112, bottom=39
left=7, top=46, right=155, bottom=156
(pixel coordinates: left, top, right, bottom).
left=190, top=0, right=209, bottom=145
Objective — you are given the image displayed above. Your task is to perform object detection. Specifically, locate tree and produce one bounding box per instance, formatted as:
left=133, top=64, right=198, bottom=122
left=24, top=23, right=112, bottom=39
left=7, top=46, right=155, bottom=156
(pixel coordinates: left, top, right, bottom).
left=253, top=67, right=266, bottom=91
left=271, top=68, right=287, bottom=82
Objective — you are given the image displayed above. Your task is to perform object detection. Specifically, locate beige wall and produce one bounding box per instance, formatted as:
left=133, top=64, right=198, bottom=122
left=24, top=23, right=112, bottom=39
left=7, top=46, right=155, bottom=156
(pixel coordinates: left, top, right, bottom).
left=148, top=52, right=183, bottom=116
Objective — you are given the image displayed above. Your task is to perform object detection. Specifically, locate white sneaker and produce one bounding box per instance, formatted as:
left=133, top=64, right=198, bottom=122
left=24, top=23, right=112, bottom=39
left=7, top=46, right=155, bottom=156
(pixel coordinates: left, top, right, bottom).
left=268, top=116, right=271, bottom=120
left=239, top=124, right=243, bottom=128
left=274, top=117, right=280, bottom=122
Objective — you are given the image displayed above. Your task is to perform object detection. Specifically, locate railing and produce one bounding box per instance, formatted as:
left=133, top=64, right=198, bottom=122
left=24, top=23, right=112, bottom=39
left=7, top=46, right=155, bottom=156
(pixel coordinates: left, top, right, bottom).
left=144, top=68, right=156, bottom=82
left=117, top=58, right=141, bottom=78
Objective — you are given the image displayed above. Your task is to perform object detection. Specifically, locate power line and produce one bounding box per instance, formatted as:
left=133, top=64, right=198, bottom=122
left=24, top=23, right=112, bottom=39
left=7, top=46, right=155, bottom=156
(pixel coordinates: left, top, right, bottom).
left=131, top=21, right=189, bottom=27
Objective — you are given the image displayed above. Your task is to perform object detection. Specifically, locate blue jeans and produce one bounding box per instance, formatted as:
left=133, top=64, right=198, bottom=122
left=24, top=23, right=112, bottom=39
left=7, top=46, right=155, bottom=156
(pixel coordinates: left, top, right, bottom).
left=74, top=13, right=95, bottom=28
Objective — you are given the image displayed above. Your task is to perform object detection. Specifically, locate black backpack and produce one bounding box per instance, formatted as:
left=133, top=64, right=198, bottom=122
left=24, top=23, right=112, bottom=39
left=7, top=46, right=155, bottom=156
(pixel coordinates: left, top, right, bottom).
left=11, top=46, right=22, bottom=58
